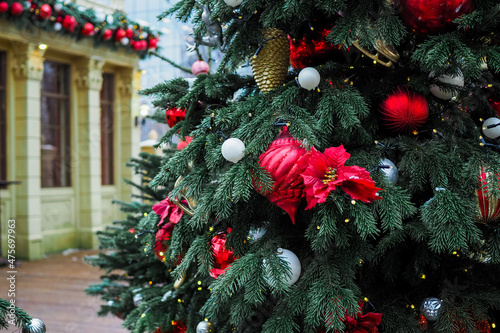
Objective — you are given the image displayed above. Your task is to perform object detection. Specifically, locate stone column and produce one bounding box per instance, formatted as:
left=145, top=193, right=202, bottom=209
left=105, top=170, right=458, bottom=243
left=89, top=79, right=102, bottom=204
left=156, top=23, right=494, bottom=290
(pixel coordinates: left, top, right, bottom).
left=115, top=68, right=141, bottom=203
left=74, top=57, right=104, bottom=249
left=11, top=42, right=46, bottom=260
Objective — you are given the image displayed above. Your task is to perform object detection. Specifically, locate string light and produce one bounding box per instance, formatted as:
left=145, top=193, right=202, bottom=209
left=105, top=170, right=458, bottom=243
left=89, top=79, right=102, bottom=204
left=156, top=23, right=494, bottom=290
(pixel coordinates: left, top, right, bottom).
left=345, top=219, right=350, bottom=223
left=420, top=274, right=426, bottom=279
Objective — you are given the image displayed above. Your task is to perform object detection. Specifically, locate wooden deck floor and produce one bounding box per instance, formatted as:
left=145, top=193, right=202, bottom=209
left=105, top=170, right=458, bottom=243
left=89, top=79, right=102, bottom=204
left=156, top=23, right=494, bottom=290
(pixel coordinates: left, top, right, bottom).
left=0, top=249, right=127, bottom=333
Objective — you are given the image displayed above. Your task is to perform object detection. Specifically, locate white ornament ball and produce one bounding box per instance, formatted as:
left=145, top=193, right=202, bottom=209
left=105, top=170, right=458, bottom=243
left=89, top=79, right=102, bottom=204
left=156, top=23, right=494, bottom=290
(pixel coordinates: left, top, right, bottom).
left=221, top=138, right=245, bottom=163
left=95, top=11, right=106, bottom=22
left=54, top=3, right=63, bottom=12
left=121, top=37, right=130, bottom=46
left=54, top=22, right=62, bottom=31
left=223, top=0, right=243, bottom=6
left=420, top=297, right=443, bottom=321
left=379, top=158, right=398, bottom=184
left=298, top=67, right=321, bottom=91
left=429, top=70, right=464, bottom=100
left=140, top=31, right=149, bottom=39
left=23, top=1, right=30, bottom=9
left=106, top=15, right=114, bottom=25
left=196, top=321, right=213, bottom=333
left=482, top=117, right=500, bottom=139
left=277, top=248, right=301, bottom=286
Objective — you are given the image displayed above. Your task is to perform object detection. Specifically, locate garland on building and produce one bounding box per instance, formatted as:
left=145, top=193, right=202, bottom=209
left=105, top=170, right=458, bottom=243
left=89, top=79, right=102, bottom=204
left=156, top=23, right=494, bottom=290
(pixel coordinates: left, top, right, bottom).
left=0, top=0, right=160, bottom=59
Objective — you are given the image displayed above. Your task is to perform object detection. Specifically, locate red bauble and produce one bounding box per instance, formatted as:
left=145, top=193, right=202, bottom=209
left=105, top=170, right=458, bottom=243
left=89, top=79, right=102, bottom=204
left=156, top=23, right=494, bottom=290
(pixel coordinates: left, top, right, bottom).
left=398, top=0, right=473, bottom=36
left=177, top=136, right=192, bottom=150
left=154, top=222, right=176, bottom=262
left=125, top=28, right=134, bottom=39
left=380, top=88, right=429, bottom=134
left=491, top=98, right=500, bottom=117
left=81, top=22, right=94, bottom=36
left=103, top=29, right=113, bottom=40
left=0, top=2, right=8, bottom=13
left=256, top=127, right=314, bottom=224
left=10, top=2, right=23, bottom=16
left=148, top=38, right=158, bottom=49
left=62, top=15, right=76, bottom=32
left=39, top=4, right=51, bottom=19
left=154, top=322, right=187, bottom=333
left=191, top=60, right=210, bottom=76
left=210, top=232, right=235, bottom=279
left=476, top=169, right=500, bottom=224
left=289, top=21, right=342, bottom=69
left=115, top=28, right=126, bottom=41
left=165, top=107, right=186, bottom=128
left=138, top=40, right=148, bottom=50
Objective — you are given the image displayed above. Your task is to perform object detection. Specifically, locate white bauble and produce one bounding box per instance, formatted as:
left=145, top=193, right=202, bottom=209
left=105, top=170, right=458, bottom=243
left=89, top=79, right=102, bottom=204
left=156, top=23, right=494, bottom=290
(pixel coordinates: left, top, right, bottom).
left=140, top=31, right=149, bottom=39
left=379, top=158, right=398, bottom=184
left=277, top=248, right=301, bottom=286
left=106, top=15, right=114, bottom=25
left=95, top=11, right=106, bottom=22
left=121, top=37, right=130, bottom=46
left=196, top=321, right=213, bottom=333
left=23, top=1, right=30, bottom=9
left=54, top=22, right=62, bottom=31
left=482, top=117, right=500, bottom=139
left=221, top=138, right=245, bottom=163
left=223, top=0, right=243, bottom=6
left=420, top=297, right=443, bottom=321
left=429, top=70, right=464, bottom=100
left=298, top=67, right=320, bottom=91
left=54, top=2, right=63, bottom=12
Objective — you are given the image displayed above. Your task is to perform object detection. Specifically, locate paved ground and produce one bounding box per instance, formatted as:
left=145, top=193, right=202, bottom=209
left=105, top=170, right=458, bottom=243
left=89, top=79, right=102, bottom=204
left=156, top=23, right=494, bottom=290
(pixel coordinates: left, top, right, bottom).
left=0, top=249, right=127, bottom=333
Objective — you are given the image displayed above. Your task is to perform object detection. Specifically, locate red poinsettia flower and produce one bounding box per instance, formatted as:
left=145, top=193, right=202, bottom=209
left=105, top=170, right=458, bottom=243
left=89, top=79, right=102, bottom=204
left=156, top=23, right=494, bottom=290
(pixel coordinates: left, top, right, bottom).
left=344, top=312, right=383, bottom=333
left=300, top=145, right=382, bottom=209
left=152, top=197, right=185, bottom=225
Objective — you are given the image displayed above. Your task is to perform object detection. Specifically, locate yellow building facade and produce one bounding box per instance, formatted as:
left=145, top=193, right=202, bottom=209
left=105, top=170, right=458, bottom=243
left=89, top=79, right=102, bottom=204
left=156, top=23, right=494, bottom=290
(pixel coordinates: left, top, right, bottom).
left=0, top=1, right=143, bottom=260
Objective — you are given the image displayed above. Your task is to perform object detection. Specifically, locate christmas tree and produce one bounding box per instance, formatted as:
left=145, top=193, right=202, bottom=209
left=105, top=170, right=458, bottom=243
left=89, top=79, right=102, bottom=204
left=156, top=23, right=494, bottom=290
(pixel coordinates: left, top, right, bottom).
left=89, top=0, right=500, bottom=332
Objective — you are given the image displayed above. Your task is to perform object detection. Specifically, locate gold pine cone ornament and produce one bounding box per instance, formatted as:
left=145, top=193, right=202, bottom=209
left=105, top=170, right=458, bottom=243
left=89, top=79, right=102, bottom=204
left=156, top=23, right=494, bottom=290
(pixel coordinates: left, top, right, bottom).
left=250, top=28, right=290, bottom=93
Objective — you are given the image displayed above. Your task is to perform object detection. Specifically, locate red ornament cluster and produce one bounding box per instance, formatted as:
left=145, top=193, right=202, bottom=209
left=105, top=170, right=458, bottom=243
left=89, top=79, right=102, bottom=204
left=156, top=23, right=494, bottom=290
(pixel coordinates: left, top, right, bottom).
left=165, top=107, right=187, bottom=128
left=256, top=128, right=382, bottom=223
left=210, top=232, right=236, bottom=279
left=398, top=0, right=474, bottom=36
left=380, top=88, right=429, bottom=134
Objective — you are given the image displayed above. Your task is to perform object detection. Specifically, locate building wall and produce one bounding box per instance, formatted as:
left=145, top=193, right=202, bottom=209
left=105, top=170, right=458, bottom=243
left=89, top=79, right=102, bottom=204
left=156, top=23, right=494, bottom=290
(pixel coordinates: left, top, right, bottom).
left=0, top=19, right=141, bottom=260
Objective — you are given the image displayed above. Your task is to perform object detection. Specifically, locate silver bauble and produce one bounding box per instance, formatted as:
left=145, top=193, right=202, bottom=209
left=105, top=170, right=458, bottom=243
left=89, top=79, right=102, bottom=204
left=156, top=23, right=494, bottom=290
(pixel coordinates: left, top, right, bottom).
left=196, top=321, right=213, bottom=333
left=420, top=297, right=443, bottom=321
left=22, top=318, right=46, bottom=333
left=379, top=158, right=398, bottom=184
left=133, top=293, right=143, bottom=307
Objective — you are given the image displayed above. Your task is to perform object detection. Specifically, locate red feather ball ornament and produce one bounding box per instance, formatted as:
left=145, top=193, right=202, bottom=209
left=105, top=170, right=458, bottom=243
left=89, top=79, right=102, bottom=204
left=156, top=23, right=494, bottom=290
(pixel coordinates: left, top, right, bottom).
left=380, top=88, right=429, bottom=134
left=398, top=0, right=473, bottom=36
left=256, top=127, right=315, bottom=224
left=165, top=107, right=187, bottom=128
left=210, top=232, right=236, bottom=279
left=289, top=20, right=342, bottom=70
left=476, top=168, right=500, bottom=225
left=154, top=222, right=176, bottom=263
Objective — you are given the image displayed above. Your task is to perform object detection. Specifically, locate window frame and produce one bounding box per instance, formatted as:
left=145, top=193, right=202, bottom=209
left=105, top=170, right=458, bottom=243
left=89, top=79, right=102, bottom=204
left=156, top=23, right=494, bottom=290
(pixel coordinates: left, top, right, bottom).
left=100, top=72, right=115, bottom=186
left=40, top=60, right=72, bottom=188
